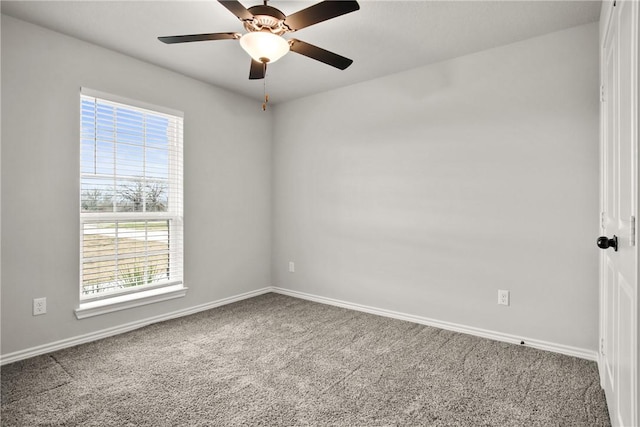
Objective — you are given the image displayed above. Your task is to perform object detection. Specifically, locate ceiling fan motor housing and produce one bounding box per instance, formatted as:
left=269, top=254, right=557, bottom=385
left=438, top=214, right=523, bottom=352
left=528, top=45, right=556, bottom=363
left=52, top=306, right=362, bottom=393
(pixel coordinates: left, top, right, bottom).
left=244, top=5, right=289, bottom=35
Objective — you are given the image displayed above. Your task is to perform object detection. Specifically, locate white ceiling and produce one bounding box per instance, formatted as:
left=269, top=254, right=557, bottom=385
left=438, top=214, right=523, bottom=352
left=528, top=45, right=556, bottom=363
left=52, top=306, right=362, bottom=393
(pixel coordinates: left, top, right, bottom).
left=1, top=0, right=601, bottom=104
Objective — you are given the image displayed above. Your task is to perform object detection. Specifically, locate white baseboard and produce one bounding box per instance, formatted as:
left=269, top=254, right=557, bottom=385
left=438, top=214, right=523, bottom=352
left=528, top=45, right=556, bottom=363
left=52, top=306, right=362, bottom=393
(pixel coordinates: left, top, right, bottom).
left=0, top=287, right=272, bottom=366
left=272, top=287, right=599, bottom=361
left=1, top=285, right=598, bottom=365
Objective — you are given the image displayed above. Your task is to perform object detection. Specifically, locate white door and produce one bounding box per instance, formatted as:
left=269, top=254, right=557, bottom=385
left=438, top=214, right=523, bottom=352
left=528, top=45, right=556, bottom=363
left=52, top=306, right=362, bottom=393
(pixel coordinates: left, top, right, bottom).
left=600, top=1, right=638, bottom=426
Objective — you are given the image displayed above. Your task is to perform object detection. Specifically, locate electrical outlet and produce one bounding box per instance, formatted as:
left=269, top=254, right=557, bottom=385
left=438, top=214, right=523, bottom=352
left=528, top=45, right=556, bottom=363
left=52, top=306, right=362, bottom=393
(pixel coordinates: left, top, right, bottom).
left=288, top=261, right=295, bottom=273
left=498, top=290, right=510, bottom=306
left=33, top=297, right=47, bottom=316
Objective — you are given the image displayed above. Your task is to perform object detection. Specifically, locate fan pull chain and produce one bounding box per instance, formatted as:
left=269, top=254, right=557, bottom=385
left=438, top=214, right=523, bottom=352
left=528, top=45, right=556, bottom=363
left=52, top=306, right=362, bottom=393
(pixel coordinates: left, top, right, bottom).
left=262, top=63, right=269, bottom=111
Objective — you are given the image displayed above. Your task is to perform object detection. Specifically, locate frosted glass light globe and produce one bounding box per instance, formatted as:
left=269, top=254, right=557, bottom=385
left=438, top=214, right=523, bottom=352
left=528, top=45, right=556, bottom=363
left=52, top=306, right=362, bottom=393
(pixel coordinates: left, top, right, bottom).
left=239, top=31, right=290, bottom=63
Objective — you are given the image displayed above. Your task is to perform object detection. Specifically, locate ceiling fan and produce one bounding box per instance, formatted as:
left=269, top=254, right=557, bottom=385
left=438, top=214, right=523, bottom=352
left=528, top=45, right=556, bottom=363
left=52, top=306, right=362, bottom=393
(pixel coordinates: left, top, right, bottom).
left=158, top=0, right=360, bottom=80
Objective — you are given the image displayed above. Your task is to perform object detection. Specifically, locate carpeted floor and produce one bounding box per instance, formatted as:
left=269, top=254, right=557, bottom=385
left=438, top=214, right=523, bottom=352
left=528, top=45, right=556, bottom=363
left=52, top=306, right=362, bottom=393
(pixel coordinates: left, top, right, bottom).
left=1, top=293, right=610, bottom=426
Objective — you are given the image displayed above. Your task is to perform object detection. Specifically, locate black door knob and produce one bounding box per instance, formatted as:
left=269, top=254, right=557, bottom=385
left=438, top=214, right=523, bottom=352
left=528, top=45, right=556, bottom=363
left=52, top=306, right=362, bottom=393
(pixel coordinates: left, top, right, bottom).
left=597, top=235, right=618, bottom=251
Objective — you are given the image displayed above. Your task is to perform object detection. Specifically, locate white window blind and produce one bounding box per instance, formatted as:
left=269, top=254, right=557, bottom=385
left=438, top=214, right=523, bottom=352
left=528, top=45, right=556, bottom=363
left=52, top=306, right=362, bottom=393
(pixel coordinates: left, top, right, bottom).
left=80, top=89, right=183, bottom=301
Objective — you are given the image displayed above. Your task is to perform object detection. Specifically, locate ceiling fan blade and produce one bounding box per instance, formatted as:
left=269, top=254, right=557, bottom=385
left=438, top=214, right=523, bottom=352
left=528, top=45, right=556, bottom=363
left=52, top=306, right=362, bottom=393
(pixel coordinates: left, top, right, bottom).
left=284, top=1, right=359, bottom=31
left=249, top=59, right=266, bottom=80
left=158, top=33, right=239, bottom=44
left=289, top=39, right=353, bottom=70
left=218, top=0, right=253, bottom=21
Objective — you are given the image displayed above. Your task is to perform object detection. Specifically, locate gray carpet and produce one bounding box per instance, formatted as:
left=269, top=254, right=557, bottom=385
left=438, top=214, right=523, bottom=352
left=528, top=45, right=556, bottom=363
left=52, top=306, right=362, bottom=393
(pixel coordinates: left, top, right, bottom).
left=1, top=293, right=610, bottom=426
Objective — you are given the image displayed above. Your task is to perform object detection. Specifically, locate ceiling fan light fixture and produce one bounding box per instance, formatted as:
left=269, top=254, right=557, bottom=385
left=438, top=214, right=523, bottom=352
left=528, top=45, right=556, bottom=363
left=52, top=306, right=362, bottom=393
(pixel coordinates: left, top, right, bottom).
left=239, top=31, right=289, bottom=64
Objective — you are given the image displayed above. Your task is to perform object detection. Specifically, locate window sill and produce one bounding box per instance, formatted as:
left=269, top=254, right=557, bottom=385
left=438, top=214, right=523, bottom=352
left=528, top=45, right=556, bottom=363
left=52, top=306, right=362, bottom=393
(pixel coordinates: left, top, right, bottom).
left=75, top=284, right=188, bottom=319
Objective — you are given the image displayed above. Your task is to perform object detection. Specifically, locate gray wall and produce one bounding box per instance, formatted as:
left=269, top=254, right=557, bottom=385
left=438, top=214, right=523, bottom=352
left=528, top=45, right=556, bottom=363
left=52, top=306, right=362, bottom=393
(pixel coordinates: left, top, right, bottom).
left=1, top=16, right=600, bottom=357
left=1, top=15, right=272, bottom=355
left=272, top=23, right=600, bottom=351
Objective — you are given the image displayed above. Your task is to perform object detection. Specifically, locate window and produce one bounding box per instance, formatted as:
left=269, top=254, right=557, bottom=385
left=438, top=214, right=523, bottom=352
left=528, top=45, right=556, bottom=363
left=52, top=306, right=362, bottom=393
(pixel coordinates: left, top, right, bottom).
left=79, top=88, right=184, bottom=312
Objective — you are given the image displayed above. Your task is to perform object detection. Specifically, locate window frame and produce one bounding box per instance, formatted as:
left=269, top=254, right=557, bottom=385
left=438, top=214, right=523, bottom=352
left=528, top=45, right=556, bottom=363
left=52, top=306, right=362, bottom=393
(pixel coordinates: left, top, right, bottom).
left=78, top=88, right=185, bottom=311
